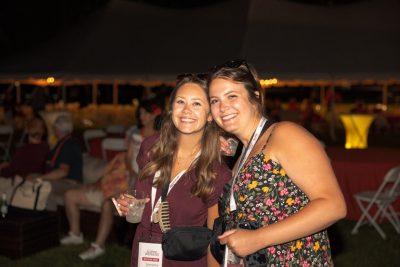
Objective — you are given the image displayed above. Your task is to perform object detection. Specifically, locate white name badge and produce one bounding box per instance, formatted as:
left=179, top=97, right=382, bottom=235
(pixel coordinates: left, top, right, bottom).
left=138, top=242, right=163, bottom=267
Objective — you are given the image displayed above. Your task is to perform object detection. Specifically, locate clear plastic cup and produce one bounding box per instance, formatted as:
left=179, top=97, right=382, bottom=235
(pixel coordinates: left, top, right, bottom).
left=124, top=189, right=147, bottom=223
left=222, top=137, right=239, bottom=157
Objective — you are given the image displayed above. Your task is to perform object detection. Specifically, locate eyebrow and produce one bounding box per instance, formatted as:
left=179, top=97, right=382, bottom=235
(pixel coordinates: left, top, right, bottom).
left=210, top=89, right=237, bottom=98
left=175, top=96, right=206, bottom=103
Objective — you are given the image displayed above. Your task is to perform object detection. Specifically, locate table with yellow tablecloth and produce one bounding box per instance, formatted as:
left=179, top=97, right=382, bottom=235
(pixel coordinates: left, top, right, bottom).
left=339, top=114, right=375, bottom=149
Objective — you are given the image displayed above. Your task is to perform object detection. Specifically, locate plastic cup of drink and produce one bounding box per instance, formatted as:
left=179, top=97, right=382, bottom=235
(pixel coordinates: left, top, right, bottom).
left=222, top=137, right=239, bottom=157
left=124, top=189, right=146, bottom=223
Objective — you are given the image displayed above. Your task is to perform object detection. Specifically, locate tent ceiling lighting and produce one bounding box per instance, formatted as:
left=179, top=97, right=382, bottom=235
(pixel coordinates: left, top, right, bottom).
left=260, top=78, right=278, bottom=87
left=46, top=77, right=55, bottom=84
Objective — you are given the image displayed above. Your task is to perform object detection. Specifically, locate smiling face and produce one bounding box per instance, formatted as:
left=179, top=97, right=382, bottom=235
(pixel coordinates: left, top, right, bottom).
left=171, top=82, right=212, bottom=136
left=209, top=77, right=260, bottom=138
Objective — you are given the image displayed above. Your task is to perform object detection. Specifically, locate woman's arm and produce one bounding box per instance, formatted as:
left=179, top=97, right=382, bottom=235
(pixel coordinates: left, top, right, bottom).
left=39, top=163, right=69, bottom=181
left=220, top=122, right=346, bottom=257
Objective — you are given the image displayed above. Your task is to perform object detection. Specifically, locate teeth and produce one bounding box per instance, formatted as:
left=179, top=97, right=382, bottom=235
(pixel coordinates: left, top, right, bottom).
left=181, top=118, right=195, bottom=122
left=222, top=114, right=236, bottom=121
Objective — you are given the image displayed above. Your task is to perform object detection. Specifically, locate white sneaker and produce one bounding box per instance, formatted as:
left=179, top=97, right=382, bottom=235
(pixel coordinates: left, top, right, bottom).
left=60, top=231, right=84, bottom=245
left=79, top=243, right=105, bottom=260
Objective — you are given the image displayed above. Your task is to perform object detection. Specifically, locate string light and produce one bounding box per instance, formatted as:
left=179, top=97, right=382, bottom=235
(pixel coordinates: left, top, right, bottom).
left=260, top=78, right=278, bottom=87
left=46, top=77, right=55, bottom=84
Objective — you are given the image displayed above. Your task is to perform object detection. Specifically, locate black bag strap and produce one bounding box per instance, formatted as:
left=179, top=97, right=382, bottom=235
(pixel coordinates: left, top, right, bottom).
left=9, top=177, right=27, bottom=205
left=233, top=118, right=273, bottom=176
left=161, top=181, right=170, bottom=202
left=9, top=178, right=43, bottom=210
left=33, top=183, right=43, bottom=210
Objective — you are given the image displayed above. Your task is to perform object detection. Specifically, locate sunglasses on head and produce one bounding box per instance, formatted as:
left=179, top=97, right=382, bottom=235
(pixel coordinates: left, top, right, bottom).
left=212, top=59, right=249, bottom=72
left=212, top=59, right=260, bottom=91
left=176, top=73, right=209, bottom=83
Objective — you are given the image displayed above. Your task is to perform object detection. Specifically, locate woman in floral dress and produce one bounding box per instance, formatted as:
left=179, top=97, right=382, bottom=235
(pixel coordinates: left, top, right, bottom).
left=208, top=59, right=347, bottom=266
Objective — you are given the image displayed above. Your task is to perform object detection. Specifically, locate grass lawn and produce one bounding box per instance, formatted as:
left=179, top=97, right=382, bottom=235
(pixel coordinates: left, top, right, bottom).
left=0, top=220, right=398, bottom=266
left=332, top=220, right=399, bottom=267
left=0, top=242, right=131, bottom=267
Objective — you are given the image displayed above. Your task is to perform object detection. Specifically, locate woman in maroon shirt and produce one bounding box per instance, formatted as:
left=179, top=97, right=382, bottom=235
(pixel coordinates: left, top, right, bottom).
left=0, top=117, right=49, bottom=178
left=118, top=74, right=231, bottom=267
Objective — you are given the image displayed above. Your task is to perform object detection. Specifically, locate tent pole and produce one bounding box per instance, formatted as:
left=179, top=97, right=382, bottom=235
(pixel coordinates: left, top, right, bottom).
left=327, top=84, right=337, bottom=142
left=61, top=84, right=66, bottom=103
left=113, top=81, right=118, bottom=105
left=382, top=83, right=388, bottom=107
left=320, top=85, right=325, bottom=111
left=15, top=82, right=21, bottom=104
left=92, top=82, right=98, bottom=105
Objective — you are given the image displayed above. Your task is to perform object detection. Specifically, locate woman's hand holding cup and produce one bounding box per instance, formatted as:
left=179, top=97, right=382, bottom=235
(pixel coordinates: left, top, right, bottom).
left=112, top=194, right=130, bottom=216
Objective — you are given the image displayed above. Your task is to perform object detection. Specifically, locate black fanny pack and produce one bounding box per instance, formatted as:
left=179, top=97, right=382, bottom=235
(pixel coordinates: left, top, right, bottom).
left=158, top=181, right=213, bottom=261
left=162, top=226, right=212, bottom=261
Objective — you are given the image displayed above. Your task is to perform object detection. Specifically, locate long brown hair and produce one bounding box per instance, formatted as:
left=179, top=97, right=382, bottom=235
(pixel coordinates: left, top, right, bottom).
left=138, top=74, right=221, bottom=200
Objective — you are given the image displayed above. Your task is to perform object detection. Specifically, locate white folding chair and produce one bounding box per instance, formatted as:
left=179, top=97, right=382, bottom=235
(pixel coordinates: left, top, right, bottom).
left=105, top=124, right=125, bottom=135
left=83, top=128, right=107, bottom=153
left=101, top=137, right=127, bottom=161
left=351, top=166, right=400, bottom=239
left=0, top=125, right=14, bottom=161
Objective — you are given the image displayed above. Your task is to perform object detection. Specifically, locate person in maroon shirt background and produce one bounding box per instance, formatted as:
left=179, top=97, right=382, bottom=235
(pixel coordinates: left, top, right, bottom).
left=0, top=116, right=49, bottom=179
left=118, top=74, right=231, bottom=267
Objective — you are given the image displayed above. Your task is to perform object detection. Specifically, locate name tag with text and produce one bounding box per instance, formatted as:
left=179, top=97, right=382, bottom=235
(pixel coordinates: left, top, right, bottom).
left=138, top=242, right=163, bottom=267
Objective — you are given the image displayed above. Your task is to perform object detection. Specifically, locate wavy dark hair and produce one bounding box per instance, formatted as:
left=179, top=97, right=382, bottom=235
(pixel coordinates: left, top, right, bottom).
left=138, top=74, right=221, bottom=199
left=209, top=59, right=265, bottom=116
left=137, top=98, right=164, bottom=130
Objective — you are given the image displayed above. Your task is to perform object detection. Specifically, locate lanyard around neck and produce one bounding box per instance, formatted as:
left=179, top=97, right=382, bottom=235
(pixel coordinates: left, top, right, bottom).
left=229, top=117, right=268, bottom=211
left=150, top=152, right=200, bottom=222
left=49, top=134, right=71, bottom=167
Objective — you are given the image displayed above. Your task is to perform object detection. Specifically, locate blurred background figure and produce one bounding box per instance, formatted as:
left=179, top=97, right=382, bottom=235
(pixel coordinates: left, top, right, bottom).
left=60, top=97, right=163, bottom=261
left=0, top=116, right=49, bottom=179
left=30, top=114, right=83, bottom=211
left=1, top=86, right=16, bottom=125
left=126, top=98, right=164, bottom=180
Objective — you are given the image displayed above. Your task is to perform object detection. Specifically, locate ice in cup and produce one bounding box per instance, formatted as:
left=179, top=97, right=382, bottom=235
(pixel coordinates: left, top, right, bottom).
left=222, top=137, right=239, bottom=157
left=124, top=189, right=147, bottom=223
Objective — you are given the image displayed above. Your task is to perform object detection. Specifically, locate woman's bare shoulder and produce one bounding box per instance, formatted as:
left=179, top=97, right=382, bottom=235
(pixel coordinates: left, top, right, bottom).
left=271, top=121, right=316, bottom=143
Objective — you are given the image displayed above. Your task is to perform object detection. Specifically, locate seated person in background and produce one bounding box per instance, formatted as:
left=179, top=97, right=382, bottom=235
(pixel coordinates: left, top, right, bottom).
left=0, top=116, right=49, bottom=178
left=60, top=98, right=163, bottom=261
left=29, top=114, right=83, bottom=211
left=61, top=153, right=129, bottom=260
left=126, top=98, right=163, bottom=179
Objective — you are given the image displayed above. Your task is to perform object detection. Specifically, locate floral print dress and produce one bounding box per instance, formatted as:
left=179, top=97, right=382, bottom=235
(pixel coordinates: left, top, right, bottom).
left=224, top=144, right=333, bottom=266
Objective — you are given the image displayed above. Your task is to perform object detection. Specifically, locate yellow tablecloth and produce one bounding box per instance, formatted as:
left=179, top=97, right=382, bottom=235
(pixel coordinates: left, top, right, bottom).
left=339, top=114, right=375, bottom=149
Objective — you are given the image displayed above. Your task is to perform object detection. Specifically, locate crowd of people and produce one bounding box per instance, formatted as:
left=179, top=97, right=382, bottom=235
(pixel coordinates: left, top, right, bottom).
left=60, top=98, right=163, bottom=260
left=0, top=97, right=165, bottom=260
left=0, top=59, right=347, bottom=266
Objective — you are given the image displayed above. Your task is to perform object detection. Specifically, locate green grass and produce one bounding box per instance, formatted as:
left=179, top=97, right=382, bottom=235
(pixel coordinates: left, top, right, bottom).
left=0, top=220, right=398, bottom=267
left=332, top=220, right=399, bottom=267
left=0, top=242, right=131, bottom=267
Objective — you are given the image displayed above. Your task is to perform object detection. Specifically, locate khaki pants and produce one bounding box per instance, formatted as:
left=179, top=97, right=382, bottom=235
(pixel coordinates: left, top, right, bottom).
left=46, top=179, right=80, bottom=211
